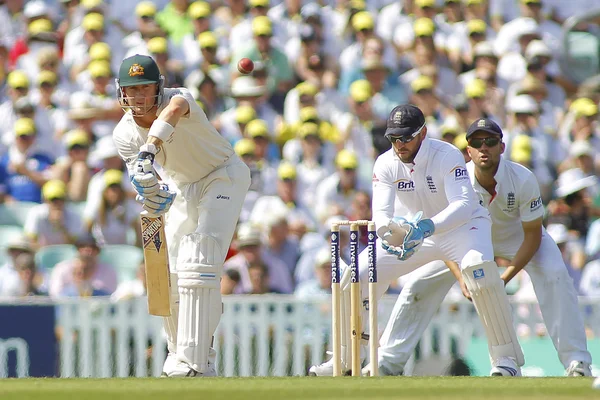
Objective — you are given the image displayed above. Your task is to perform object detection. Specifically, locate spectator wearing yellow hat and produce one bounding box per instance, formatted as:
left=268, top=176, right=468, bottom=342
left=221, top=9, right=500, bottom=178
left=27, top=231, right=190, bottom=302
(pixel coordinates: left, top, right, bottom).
left=243, top=118, right=281, bottom=170
left=409, top=76, right=443, bottom=135
left=287, top=122, right=332, bottom=209
left=464, top=78, right=498, bottom=124
left=229, top=0, right=282, bottom=55
left=339, top=11, right=397, bottom=82
left=217, top=75, right=279, bottom=144
left=51, top=129, right=93, bottom=202
left=0, top=118, right=54, bottom=204
left=109, top=0, right=166, bottom=35
left=121, top=2, right=166, bottom=61
left=63, top=12, right=124, bottom=81
left=155, top=0, right=195, bottom=45
left=12, top=18, right=58, bottom=82
left=0, top=70, right=30, bottom=128
left=24, top=179, right=82, bottom=248
left=83, top=168, right=141, bottom=246
left=249, top=161, right=317, bottom=232
left=230, top=15, right=294, bottom=106
left=144, top=36, right=185, bottom=88
left=400, top=40, right=461, bottom=101
left=447, top=19, right=492, bottom=74
left=314, top=149, right=371, bottom=223
left=281, top=106, right=339, bottom=162
left=33, top=70, right=70, bottom=126
left=334, top=80, right=382, bottom=166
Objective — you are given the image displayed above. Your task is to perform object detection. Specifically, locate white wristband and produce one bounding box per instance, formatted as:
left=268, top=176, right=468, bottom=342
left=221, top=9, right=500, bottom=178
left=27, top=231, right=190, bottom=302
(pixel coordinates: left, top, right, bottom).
left=148, top=119, right=175, bottom=142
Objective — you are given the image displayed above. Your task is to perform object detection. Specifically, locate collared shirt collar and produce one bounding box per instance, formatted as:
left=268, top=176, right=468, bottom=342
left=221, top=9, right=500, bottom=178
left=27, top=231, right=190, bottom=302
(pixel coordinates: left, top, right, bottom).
left=412, top=135, right=430, bottom=167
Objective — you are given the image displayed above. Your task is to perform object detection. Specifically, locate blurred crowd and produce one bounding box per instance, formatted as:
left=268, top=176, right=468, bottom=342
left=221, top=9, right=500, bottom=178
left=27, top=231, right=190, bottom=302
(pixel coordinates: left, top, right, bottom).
left=0, top=0, right=599, bottom=332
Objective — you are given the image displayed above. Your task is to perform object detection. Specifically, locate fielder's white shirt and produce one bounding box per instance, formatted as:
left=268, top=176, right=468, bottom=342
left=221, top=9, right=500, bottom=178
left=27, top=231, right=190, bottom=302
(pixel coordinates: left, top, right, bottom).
left=467, top=156, right=545, bottom=247
left=113, top=88, right=235, bottom=185
left=372, top=137, right=489, bottom=235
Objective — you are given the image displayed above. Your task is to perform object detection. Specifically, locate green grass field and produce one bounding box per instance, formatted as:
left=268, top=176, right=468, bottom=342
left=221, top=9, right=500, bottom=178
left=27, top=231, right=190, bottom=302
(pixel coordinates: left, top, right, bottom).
left=1, top=377, right=599, bottom=400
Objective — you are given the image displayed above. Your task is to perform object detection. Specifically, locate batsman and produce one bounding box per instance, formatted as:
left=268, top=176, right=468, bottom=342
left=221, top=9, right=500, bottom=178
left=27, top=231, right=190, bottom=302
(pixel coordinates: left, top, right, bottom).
left=113, top=55, right=251, bottom=377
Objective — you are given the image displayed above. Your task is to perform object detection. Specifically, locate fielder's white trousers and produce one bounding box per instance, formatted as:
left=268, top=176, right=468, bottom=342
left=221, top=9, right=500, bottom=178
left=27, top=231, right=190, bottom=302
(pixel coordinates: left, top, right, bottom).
left=343, top=217, right=494, bottom=299
left=378, top=229, right=591, bottom=373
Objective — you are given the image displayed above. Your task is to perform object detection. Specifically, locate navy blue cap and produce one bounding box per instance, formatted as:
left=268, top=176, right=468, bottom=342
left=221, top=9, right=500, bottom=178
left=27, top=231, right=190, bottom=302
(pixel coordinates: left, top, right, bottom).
left=466, top=118, right=503, bottom=139
left=385, top=104, right=426, bottom=137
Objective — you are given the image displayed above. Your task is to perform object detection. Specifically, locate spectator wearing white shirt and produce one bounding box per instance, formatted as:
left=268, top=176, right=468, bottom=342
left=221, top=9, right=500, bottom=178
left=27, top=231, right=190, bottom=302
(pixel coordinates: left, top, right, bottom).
left=83, top=169, right=140, bottom=247
left=224, top=222, right=294, bottom=294
left=282, top=122, right=334, bottom=208
left=51, top=129, right=93, bottom=202
left=15, top=18, right=61, bottom=83
left=0, top=0, right=26, bottom=49
left=50, top=234, right=117, bottom=298
left=375, top=0, right=411, bottom=43
left=0, top=235, right=36, bottom=297
left=24, top=180, right=82, bottom=248
left=217, top=76, right=280, bottom=143
left=250, top=162, right=318, bottom=230
left=31, top=71, right=70, bottom=140
left=63, top=12, right=123, bottom=79
left=446, top=19, right=494, bottom=74
left=314, top=149, right=371, bottom=223
left=333, top=80, right=382, bottom=165
left=294, top=246, right=331, bottom=299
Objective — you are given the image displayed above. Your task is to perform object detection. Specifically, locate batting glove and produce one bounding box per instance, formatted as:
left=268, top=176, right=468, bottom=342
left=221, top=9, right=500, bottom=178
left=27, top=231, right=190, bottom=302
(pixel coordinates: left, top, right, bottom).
left=137, top=184, right=176, bottom=217
left=131, top=144, right=159, bottom=197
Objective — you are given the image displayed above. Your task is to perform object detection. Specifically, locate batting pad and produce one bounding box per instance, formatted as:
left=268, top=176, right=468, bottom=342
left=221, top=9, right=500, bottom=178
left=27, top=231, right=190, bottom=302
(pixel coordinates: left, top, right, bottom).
left=462, top=261, right=525, bottom=366
left=163, top=273, right=180, bottom=354
left=176, top=233, right=224, bottom=373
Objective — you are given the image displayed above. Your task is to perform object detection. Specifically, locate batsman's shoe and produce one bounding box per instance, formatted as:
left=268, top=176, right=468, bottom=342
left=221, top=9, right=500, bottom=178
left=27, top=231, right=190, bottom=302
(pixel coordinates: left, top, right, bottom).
left=566, top=361, right=592, bottom=377
left=165, top=361, right=217, bottom=377
left=308, top=357, right=350, bottom=376
left=161, top=353, right=177, bottom=377
left=361, top=363, right=400, bottom=376
left=490, top=357, right=521, bottom=377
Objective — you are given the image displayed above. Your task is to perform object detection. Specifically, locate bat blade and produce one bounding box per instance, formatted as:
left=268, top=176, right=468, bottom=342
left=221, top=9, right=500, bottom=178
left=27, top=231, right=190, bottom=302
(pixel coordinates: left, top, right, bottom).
left=141, top=214, right=171, bottom=316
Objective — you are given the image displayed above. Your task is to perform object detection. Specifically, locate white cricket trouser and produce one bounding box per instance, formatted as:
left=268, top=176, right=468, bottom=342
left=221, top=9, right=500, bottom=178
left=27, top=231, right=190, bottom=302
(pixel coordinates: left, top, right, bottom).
left=344, top=216, right=494, bottom=299
left=165, top=156, right=251, bottom=271
left=163, top=156, right=251, bottom=360
left=379, top=229, right=591, bottom=373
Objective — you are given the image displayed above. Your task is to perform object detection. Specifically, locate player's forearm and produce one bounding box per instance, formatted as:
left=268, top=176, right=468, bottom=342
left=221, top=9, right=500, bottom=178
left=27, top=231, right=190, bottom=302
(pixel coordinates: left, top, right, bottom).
left=371, top=182, right=396, bottom=230
left=430, top=199, right=471, bottom=235
left=501, top=232, right=542, bottom=284
left=145, top=97, right=190, bottom=147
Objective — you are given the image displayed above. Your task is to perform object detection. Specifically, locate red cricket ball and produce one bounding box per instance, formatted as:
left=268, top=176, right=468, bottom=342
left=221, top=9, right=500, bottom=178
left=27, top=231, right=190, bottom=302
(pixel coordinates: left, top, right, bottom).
left=237, top=58, right=254, bottom=74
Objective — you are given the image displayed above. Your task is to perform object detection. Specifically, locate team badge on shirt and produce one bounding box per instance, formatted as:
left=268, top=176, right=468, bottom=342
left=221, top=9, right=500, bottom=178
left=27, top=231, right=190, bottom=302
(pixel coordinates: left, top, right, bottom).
left=426, top=175, right=437, bottom=193
left=503, top=192, right=516, bottom=212
left=128, top=64, right=144, bottom=77
left=372, top=173, right=378, bottom=182
left=450, top=166, right=469, bottom=181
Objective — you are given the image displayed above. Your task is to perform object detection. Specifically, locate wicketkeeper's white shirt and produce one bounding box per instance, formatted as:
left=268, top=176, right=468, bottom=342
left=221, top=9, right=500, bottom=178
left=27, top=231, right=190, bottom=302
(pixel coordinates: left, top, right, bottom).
left=113, top=88, right=235, bottom=185
left=467, top=156, right=545, bottom=249
left=372, top=136, right=489, bottom=235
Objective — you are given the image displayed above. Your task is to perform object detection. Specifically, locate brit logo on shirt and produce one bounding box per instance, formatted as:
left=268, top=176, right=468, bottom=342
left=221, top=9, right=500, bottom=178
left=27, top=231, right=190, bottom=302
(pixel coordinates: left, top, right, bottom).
left=426, top=175, right=437, bottom=193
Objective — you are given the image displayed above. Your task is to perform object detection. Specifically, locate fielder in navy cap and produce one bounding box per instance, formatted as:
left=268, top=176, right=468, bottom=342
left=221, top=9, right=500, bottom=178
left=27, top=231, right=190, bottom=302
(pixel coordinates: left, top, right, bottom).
left=466, top=118, right=503, bottom=139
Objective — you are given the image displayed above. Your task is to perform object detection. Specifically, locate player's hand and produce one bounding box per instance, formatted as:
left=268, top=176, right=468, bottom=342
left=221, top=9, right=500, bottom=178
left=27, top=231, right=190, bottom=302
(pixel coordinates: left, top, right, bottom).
left=460, top=279, right=472, bottom=301
left=136, top=184, right=176, bottom=216
left=132, top=146, right=159, bottom=197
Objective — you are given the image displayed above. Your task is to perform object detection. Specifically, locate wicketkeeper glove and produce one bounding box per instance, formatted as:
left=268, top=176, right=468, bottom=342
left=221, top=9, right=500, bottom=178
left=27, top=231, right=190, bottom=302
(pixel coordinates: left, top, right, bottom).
left=379, top=212, right=435, bottom=261
left=136, top=184, right=176, bottom=217
left=131, top=144, right=159, bottom=197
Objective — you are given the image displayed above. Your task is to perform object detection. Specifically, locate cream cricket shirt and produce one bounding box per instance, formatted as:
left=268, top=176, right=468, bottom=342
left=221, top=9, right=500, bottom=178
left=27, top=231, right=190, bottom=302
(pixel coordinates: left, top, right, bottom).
left=467, top=157, right=545, bottom=247
left=372, top=137, right=489, bottom=235
left=113, top=88, right=234, bottom=185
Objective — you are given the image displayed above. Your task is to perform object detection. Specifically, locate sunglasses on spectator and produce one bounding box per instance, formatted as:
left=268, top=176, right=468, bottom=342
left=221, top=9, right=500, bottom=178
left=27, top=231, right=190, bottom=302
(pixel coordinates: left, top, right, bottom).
left=141, top=16, right=154, bottom=21
left=468, top=137, right=500, bottom=148
left=40, top=82, right=56, bottom=89
left=69, top=144, right=89, bottom=151
left=387, top=123, right=425, bottom=144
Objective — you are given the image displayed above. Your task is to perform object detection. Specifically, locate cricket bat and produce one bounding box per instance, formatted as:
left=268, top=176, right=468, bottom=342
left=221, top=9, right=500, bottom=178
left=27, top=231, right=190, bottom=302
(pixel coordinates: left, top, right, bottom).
left=141, top=213, right=171, bottom=316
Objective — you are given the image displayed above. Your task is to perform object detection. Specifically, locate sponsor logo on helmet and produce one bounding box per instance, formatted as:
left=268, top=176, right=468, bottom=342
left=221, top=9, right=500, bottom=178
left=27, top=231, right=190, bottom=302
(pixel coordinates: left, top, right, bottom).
left=128, top=64, right=145, bottom=77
